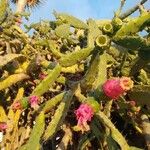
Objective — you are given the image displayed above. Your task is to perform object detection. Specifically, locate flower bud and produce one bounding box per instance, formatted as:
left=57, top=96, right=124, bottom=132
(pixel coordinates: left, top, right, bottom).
left=29, top=95, right=40, bottom=109
left=0, top=122, right=7, bottom=131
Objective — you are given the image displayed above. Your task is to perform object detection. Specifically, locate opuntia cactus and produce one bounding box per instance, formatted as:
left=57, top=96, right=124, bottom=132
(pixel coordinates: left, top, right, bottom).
left=0, top=1, right=150, bottom=149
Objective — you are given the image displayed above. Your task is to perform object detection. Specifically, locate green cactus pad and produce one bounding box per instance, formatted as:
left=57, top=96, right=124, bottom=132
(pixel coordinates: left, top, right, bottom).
left=31, top=64, right=61, bottom=96
left=54, top=11, right=88, bottom=29
left=43, top=90, right=73, bottom=141
left=55, top=24, right=70, bottom=38
left=0, top=54, right=26, bottom=68
left=19, top=112, right=45, bottom=150
left=59, top=47, right=94, bottom=67
left=0, top=73, right=29, bottom=91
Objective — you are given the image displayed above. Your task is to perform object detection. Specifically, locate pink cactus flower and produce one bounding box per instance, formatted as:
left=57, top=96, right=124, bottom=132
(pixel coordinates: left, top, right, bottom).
left=102, top=77, right=133, bottom=100
left=29, top=95, right=39, bottom=109
left=12, top=101, right=22, bottom=111
left=0, top=122, right=7, bottom=131
left=39, top=72, right=47, bottom=80
left=75, top=104, right=94, bottom=132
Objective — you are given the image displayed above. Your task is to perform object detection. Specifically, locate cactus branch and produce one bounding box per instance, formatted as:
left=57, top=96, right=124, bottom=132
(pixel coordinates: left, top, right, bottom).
left=59, top=47, right=94, bottom=67
left=119, top=0, right=148, bottom=19
left=41, top=92, right=66, bottom=113
left=0, top=73, right=29, bottom=91
left=19, top=112, right=45, bottom=150
left=96, top=111, right=130, bottom=150
left=141, top=114, right=150, bottom=150
left=43, top=90, right=74, bottom=141
left=31, top=64, right=61, bottom=96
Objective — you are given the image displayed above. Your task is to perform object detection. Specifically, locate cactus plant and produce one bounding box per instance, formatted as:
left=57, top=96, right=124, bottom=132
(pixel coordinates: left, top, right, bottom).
left=43, top=90, right=73, bottom=141
left=0, top=1, right=150, bottom=149
left=31, top=64, right=61, bottom=96
left=0, top=73, right=29, bottom=91
left=0, top=0, right=8, bottom=24
left=58, top=47, right=94, bottom=67
left=96, top=111, right=130, bottom=150
left=54, top=11, right=88, bottom=29
left=19, top=112, right=45, bottom=150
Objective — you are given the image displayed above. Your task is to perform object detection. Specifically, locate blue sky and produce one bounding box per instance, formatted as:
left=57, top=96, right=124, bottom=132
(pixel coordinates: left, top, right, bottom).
left=12, top=0, right=150, bottom=23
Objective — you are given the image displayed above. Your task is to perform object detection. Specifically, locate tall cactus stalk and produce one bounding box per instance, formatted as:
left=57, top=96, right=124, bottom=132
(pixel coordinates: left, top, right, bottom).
left=43, top=90, right=74, bottom=141
left=0, top=0, right=8, bottom=24
left=96, top=111, right=130, bottom=150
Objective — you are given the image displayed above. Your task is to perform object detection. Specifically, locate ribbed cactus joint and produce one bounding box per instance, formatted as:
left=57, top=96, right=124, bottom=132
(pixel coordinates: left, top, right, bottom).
left=31, top=64, right=61, bottom=96
left=43, top=91, right=73, bottom=141
left=96, top=35, right=110, bottom=48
